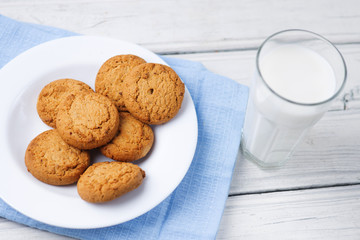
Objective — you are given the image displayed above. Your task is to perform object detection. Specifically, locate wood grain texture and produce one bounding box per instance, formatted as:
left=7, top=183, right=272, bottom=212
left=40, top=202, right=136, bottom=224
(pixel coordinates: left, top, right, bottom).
left=0, top=219, right=73, bottom=239
left=230, top=109, right=360, bottom=195
left=217, top=185, right=360, bottom=240
left=0, top=0, right=360, bottom=239
left=0, top=0, right=360, bottom=53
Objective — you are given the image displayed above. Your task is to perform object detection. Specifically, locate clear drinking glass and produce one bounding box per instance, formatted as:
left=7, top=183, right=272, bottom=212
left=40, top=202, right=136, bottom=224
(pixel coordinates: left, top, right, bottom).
left=241, top=29, right=347, bottom=168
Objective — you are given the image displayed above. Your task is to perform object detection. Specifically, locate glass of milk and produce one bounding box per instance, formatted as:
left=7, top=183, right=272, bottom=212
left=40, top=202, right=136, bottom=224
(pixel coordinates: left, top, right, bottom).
left=241, top=29, right=347, bottom=168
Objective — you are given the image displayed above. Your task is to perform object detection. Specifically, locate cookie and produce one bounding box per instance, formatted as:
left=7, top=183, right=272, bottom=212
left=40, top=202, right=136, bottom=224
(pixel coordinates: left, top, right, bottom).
left=123, top=63, right=185, bottom=125
left=77, top=161, right=145, bottom=203
left=95, top=55, right=146, bottom=111
left=37, top=78, right=94, bottom=128
left=100, top=112, right=154, bottom=162
left=56, top=92, right=120, bottom=150
left=25, top=130, right=90, bottom=185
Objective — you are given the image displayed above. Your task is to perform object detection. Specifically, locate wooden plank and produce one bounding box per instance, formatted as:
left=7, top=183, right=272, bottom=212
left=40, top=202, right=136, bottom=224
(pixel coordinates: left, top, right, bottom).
left=217, top=185, right=360, bottom=240
left=5, top=184, right=360, bottom=240
left=0, top=0, right=360, bottom=53
left=0, top=218, right=73, bottom=239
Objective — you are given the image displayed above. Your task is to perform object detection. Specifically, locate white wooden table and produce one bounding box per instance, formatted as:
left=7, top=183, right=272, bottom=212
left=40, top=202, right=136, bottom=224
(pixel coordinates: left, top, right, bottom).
left=1, top=1, right=360, bottom=239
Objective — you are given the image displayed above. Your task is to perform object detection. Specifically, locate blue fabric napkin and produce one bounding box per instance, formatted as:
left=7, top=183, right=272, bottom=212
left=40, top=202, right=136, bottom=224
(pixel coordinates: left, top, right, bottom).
left=0, top=15, right=248, bottom=240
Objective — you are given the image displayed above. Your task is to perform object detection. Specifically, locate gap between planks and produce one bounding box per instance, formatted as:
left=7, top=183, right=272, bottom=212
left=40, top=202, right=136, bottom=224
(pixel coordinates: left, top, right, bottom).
left=157, top=41, right=360, bottom=56
left=217, top=184, right=360, bottom=240
left=228, top=182, right=360, bottom=197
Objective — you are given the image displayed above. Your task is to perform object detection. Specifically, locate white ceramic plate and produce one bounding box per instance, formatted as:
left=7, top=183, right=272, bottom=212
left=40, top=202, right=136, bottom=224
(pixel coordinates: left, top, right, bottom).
left=0, top=36, right=198, bottom=229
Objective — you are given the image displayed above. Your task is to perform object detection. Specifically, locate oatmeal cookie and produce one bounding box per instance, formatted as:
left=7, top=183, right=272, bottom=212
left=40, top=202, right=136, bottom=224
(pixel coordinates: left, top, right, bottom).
left=56, top=92, right=119, bottom=149
left=77, top=161, right=145, bottom=203
left=123, top=63, right=185, bottom=125
left=95, top=55, right=146, bottom=111
left=25, top=129, right=90, bottom=185
left=37, top=78, right=93, bottom=128
left=100, top=112, right=154, bottom=162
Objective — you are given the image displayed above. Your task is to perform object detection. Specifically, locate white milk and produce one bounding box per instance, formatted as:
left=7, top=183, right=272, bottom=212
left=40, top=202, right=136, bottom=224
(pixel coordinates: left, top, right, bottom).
left=242, top=44, right=337, bottom=166
left=260, top=45, right=336, bottom=104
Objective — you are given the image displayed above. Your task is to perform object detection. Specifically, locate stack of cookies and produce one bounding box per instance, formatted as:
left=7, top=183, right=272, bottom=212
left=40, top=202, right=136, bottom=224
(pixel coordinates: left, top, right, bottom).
left=25, top=55, right=185, bottom=203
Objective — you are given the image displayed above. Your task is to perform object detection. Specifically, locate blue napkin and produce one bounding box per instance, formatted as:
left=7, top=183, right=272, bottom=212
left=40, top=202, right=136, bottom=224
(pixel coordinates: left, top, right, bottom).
left=0, top=15, right=248, bottom=240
